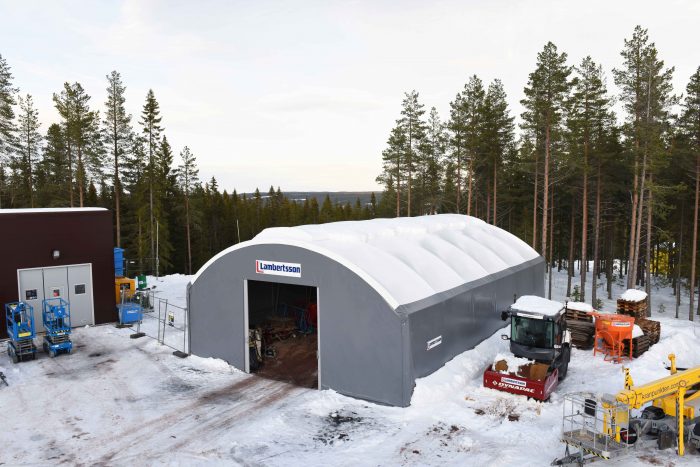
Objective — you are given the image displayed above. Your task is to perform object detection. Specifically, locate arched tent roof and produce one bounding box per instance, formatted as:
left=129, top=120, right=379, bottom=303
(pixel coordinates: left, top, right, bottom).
left=191, top=214, right=539, bottom=310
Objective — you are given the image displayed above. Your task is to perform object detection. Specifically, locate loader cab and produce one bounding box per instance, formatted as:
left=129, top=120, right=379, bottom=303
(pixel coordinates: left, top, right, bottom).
left=502, top=296, right=567, bottom=364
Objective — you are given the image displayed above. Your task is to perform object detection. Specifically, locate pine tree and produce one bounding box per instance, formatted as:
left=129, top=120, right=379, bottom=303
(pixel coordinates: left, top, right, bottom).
left=681, top=67, right=700, bottom=320
left=614, top=26, right=676, bottom=292
left=177, top=146, right=199, bottom=274
left=103, top=71, right=133, bottom=247
left=568, top=56, right=611, bottom=302
left=15, top=94, right=41, bottom=207
left=377, top=124, right=407, bottom=216
left=422, top=107, right=446, bottom=214
left=398, top=90, right=427, bottom=216
left=482, top=79, right=515, bottom=225
left=461, top=76, right=486, bottom=217
left=521, top=42, right=572, bottom=262
left=447, top=92, right=467, bottom=212
left=36, top=123, right=70, bottom=206
left=53, top=82, right=102, bottom=207
left=140, top=89, right=164, bottom=273
left=0, top=53, right=18, bottom=208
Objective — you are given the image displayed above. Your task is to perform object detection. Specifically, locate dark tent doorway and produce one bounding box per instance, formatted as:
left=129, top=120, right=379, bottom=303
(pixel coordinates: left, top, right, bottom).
left=246, top=280, right=318, bottom=388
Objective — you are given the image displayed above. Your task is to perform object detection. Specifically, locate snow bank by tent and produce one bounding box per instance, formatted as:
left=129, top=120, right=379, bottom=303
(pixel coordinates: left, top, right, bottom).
left=620, top=289, right=647, bottom=302
left=512, top=295, right=563, bottom=316
left=566, top=301, right=594, bottom=312
left=192, top=214, right=540, bottom=309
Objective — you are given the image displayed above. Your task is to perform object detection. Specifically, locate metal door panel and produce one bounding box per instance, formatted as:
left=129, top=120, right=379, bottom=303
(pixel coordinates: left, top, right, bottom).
left=18, top=269, right=45, bottom=332
left=68, top=264, right=93, bottom=327
left=43, top=267, right=68, bottom=304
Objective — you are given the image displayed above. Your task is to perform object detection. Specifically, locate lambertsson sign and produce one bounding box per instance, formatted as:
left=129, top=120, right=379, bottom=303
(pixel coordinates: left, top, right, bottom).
left=255, top=260, right=302, bottom=278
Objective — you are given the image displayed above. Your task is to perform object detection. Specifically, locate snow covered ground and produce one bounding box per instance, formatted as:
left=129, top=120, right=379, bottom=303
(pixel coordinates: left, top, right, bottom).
left=1, top=265, right=699, bottom=466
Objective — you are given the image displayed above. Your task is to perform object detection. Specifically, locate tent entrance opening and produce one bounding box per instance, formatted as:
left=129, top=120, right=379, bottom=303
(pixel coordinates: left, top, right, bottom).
left=247, top=280, right=318, bottom=388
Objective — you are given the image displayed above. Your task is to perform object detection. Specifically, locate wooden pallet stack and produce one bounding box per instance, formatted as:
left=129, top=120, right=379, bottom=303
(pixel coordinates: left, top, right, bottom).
left=638, top=319, right=661, bottom=344
left=616, top=290, right=661, bottom=356
left=565, top=302, right=595, bottom=349
left=623, top=334, right=652, bottom=358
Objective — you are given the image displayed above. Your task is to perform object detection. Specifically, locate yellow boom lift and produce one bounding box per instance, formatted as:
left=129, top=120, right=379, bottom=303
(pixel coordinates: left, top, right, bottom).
left=552, top=354, right=700, bottom=465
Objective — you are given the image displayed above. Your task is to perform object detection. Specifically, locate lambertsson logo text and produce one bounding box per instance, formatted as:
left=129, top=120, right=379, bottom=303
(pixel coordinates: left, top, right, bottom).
left=255, top=260, right=302, bottom=278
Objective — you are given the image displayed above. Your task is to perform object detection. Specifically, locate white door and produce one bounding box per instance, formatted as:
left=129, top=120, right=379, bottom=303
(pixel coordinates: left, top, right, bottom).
left=17, top=269, right=45, bottom=332
left=68, top=264, right=93, bottom=327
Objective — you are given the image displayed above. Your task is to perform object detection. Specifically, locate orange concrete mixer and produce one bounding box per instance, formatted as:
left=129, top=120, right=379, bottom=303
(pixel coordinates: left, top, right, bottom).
left=590, top=312, right=635, bottom=363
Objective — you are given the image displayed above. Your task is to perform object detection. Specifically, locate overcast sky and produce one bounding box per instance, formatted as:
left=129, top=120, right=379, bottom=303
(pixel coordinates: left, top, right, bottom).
left=2, top=0, right=699, bottom=192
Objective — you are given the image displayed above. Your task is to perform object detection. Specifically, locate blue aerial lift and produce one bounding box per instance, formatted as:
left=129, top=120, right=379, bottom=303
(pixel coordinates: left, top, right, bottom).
left=42, top=298, right=72, bottom=357
left=5, top=301, right=37, bottom=363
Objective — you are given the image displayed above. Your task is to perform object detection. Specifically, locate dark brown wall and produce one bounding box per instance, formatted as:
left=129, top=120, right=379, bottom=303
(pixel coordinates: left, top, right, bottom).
left=0, top=210, right=116, bottom=339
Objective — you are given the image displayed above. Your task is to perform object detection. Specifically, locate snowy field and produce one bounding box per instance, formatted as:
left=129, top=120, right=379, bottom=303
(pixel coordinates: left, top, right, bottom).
left=1, top=266, right=699, bottom=466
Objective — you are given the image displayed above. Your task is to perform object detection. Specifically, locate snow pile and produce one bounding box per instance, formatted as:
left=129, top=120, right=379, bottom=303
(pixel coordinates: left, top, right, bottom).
left=513, top=295, right=563, bottom=316
left=620, top=288, right=648, bottom=302
left=491, top=353, right=532, bottom=373
left=566, top=301, right=594, bottom=312
left=632, top=324, right=644, bottom=338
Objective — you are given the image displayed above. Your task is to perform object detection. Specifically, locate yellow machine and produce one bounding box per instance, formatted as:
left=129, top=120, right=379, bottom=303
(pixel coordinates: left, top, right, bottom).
left=553, top=354, right=700, bottom=465
left=114, top=276, right=136, bottom=304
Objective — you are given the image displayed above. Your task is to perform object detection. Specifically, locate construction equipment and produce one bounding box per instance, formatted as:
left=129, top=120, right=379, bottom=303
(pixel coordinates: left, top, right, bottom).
left=591, top=312, right=635, bottom=363
left=117, top=288, right=144, bottom=326
left=553, top=354, right=700, bottom=465
left=5, top=301, right=37, bottom=363
left=42, top=298, right=72, bottom=357
left=483, top=296, right=571, bottom=401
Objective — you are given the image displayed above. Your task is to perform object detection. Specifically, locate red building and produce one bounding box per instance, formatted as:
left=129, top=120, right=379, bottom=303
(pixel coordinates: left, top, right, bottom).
left=0, top=208, right=116, bottom=339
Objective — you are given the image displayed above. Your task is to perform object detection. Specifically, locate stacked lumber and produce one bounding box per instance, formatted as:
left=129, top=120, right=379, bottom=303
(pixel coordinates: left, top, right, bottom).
left=568, top=320, right=595, bottom=349
left=564, top=302, right=595, bottom=349
left=617, top=289, right=648, bottom=319
left=623, top=335, right=652, bottom=358
left=638, top=319, right=661, bottom=344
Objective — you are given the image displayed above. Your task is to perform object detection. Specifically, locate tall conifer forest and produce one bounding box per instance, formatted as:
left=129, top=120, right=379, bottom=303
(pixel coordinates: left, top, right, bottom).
left=2, top=26, right=700, bottom=319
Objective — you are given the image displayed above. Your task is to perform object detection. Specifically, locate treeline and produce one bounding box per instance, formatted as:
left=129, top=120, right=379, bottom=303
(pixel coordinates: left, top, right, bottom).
left=375, top=26, right=700, bottom=320
left=0, top=58, right=376, bottom=276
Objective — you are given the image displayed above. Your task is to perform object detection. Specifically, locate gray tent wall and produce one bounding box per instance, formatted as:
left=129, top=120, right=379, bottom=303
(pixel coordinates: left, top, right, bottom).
left=188, top=244, right=544, bottom=407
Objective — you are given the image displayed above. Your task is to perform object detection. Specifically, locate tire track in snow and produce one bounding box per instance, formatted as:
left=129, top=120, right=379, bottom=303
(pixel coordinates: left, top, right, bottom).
left=94, top=376, right=296, bottom=464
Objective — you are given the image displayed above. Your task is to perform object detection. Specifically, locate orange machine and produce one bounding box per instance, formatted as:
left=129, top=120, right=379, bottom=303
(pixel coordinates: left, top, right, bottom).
left=590, top=312, right=634, bottom=363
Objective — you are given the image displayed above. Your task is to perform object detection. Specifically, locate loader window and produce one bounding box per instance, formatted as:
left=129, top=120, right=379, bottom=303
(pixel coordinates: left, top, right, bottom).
left=511, top=317, right=554, bottom=348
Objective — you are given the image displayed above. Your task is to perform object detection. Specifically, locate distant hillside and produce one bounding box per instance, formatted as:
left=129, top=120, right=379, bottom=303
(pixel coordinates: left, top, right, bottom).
left=246, top=191, right=379, bottom=206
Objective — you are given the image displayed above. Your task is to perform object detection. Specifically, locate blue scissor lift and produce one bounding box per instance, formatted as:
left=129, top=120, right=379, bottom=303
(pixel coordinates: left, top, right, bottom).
left=5, top=301, right=37, bottom=363
left=42, top=298, right=72, bottom=357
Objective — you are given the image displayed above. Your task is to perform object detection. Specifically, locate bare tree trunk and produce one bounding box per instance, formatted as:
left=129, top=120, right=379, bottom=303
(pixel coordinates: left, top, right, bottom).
left=581, top=140, right=589, bottom=302
left=467, top=157, right=473, bottom=216
left=77, top=143, right=84, bottom=207
left=627, top=161, right=639, bottom=288
left=185, top=194, right=192, bottom=275
left=493, top=161, right=498, bottom=226
left=592, top=161, right=601, bottom=307
left=542, top=121, right=550, bottom=266
left=67, top=140, right=74, bottom=208
left=456, top=151, right=461, bottom=213
left=532, top=151, right=539, bottom=250
left=548, top=186, right=554, bottom=299
left=567, top=204, right=575, bottom=297
left=645, top=177, right=653, bottom=315
left=632, top=152, right=648, bottom=287
left=690, top=154, right=699, bottom=321
left=677, top=201, right=684, bottom=319
left=607, top=223, right=614, bottom=300
left=486, top=180, right=491, bottom=224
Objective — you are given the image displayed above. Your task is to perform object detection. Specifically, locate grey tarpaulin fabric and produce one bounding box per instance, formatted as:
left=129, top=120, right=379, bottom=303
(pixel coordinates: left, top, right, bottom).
left=188, top=215, right=544, bottom=407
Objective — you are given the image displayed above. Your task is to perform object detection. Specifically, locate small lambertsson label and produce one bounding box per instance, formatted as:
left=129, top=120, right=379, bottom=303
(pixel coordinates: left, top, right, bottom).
left=426, top=335, right=442, bottom=350
left=255, top=260, right=302, bottom=278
